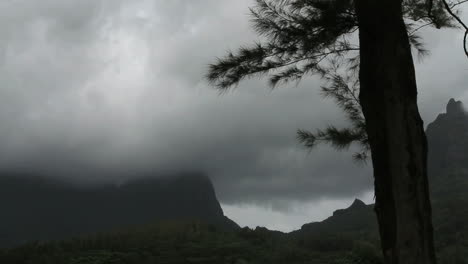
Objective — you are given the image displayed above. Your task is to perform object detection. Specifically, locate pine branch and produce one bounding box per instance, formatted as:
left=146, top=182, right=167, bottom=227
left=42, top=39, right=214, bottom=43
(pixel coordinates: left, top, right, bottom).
left=207, top=47, right=358, bottom=90
left=207, top=0, right=462, bottom=163
left=408, top=32, right=430, bottom=59
left=441, top=0, right=468, bottom=57
left=408, top=22, right=434, bottom=35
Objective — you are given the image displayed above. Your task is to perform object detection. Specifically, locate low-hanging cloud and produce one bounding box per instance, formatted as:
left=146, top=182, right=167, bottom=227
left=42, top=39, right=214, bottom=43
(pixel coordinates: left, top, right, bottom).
left=0, top=0, right=466, bottom=206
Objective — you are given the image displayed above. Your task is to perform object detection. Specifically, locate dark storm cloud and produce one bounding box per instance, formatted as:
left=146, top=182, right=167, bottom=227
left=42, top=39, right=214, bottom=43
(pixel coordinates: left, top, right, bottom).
left=0, top=0, right=466, bottom=206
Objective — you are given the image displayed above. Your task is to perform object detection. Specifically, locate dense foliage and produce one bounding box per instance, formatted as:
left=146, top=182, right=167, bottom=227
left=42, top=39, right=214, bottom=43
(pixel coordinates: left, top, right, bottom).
left=0, top=222, right=382, bottom=264
left=1, top=185, right=467, bottom=264
left=1, top=198, right=467, bottom=264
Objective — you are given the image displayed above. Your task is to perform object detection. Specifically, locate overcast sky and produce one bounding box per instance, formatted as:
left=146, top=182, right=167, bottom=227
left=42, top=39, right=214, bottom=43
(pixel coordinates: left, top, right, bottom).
left=0, top=0, right=467, bottom=231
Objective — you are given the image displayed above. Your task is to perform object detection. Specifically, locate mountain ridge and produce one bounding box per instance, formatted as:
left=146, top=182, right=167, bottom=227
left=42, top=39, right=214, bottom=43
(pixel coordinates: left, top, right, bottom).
left=0, top=172, right=238, bottom=248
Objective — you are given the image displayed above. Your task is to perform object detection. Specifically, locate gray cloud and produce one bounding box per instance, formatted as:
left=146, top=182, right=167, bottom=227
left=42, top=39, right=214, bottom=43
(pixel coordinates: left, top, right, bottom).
left=0, top=0, right=466, bottom=207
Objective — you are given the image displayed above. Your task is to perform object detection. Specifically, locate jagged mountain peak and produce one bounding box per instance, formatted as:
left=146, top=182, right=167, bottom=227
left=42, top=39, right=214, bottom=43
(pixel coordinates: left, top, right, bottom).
left=426, top=99, right=468, bottom=178
left=446, top=98, right=465, bottom=115
left=427, top=99, right=467, bottom=131
left=332, top=198, right=369, bottom=217
left=349, top=198, right=367, bottom=209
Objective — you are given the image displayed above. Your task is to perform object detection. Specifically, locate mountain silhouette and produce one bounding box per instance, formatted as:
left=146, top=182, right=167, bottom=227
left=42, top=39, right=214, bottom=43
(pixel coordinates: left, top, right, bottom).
left=0, top=172, right=238, bottom=247
left=292, top=98, right=468, bottom=256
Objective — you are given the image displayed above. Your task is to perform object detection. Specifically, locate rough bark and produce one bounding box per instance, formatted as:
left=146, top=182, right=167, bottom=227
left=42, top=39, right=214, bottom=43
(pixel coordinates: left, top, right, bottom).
left=355, top=0, right=437, bottom=263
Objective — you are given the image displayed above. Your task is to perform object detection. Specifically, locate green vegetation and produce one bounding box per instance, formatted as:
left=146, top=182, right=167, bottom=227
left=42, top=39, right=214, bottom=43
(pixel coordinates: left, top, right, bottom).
left=0, top=222, right=382, bottom=264
left=1, top=184, right=467, bottom=264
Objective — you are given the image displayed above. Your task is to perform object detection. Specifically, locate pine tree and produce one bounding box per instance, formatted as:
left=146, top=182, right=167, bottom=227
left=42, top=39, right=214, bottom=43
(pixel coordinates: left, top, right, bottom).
left=207, top=1, right=467, bottom=263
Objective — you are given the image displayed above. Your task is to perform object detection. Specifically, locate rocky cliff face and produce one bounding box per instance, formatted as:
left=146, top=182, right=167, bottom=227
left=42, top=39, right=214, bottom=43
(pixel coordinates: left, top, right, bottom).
left=425, top=99, right=468, bottom=248
left=0, top=172, right=238, bottom=247
left=426, top=99, right=468, bottom=200
left=426, top=98, right=468, bottom=189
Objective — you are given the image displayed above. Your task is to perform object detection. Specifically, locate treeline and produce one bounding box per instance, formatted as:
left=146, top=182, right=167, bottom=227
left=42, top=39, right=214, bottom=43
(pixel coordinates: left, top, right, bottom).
left=1, top=215, right=466, bottom=263
left=0, top=222, right=381, bottom=264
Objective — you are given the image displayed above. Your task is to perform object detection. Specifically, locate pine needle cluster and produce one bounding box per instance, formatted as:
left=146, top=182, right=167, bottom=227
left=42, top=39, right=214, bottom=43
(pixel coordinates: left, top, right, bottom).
left=207, top=0, right=466, bottom=162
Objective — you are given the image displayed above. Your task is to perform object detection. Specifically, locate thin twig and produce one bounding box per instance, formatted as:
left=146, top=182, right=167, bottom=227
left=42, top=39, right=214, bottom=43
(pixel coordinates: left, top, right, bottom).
left=409, top=22, right=434, bottom=36
left=451, top=0, right=468, bottom=9
left=442, top=0, right=468, bottom=58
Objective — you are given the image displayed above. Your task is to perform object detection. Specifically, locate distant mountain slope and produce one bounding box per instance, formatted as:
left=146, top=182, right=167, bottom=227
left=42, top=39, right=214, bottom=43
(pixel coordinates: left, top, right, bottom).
left=295, top=199, right=377, bottom=236
left=288, top=199, right=378, bottom=255
left=425, top=99, right=468, bottom=258
left=291, top=98, right=468, bottom=262
left=299, top=199, right=375, bottom=234
left=0, top=172, right=238, bottom=248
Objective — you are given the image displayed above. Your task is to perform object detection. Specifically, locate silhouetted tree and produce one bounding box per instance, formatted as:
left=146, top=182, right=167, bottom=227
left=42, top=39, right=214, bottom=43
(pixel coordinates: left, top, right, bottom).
left=207, top=1, right=467, bottom=263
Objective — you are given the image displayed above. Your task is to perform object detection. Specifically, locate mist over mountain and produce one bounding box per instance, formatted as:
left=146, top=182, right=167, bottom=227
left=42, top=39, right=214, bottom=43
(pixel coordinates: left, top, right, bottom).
left=0, top=172, right=238, bottom=248
left=1, top=99, right=468, bottom=263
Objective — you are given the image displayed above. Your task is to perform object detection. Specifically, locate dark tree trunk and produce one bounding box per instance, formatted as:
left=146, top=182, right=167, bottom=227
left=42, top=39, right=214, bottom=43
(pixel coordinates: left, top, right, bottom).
left=355, top=0, right=437, bottom=263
